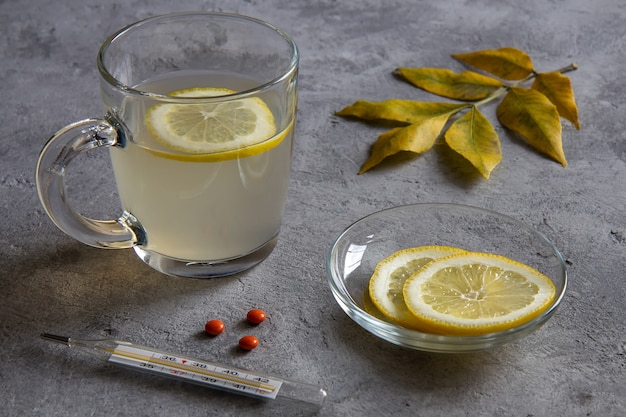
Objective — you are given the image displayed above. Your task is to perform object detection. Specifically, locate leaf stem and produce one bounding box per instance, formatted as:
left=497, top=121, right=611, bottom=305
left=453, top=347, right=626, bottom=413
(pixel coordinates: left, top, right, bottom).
left=555, top=62, right=578, bottom=74
left=473, top=86, right=509, bottom=107
left=471, top=62, right=577, bottom=108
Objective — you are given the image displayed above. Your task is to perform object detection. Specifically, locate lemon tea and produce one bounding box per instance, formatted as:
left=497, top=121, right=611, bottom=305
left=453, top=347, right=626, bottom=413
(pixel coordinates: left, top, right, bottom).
left=109, top=71, right=294, bottom=262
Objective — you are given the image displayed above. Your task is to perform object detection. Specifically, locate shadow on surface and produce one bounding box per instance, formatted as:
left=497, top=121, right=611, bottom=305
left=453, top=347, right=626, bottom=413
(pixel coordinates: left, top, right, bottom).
left=0, top=240, right=246, bottom=342
left=328, top=307, right=514, bottom=394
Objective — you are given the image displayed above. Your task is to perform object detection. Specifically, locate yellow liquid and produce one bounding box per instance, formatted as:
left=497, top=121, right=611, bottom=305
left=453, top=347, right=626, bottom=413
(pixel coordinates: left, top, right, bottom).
left=109, top=73, right=294, bottom=261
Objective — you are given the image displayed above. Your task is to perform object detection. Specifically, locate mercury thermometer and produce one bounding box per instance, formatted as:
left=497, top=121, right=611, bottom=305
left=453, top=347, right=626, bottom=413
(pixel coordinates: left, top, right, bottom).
left=41, top=333, right=327, bottom=410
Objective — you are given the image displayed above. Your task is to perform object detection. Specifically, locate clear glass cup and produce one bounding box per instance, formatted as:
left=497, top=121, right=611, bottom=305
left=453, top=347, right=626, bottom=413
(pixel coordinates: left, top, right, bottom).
left=36, top=12, right=299, bottom=278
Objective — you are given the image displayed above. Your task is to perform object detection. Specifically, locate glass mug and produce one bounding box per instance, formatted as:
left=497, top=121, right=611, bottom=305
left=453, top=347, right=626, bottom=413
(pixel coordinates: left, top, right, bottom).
left=36, top=12, right=299, bottom=278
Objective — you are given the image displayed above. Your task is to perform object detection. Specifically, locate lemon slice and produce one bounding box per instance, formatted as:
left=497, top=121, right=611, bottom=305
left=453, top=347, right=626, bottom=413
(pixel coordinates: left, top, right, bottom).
left=368, top=246, right=467, bottom=330
left=403, top=252, right=556, bottom=335
left=145, top=87, right=277, bottom=160
left=362, top=290, right=389, bottom=322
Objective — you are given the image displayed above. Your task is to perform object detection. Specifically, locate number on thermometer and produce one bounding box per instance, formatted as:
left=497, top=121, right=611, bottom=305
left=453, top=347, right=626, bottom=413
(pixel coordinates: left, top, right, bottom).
left=109, top=345, right=282, bottom=399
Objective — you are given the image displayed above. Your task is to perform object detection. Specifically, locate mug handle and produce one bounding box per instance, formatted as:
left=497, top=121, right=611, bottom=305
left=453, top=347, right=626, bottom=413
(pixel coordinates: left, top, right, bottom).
left=36, top=117, right=143, bottom=249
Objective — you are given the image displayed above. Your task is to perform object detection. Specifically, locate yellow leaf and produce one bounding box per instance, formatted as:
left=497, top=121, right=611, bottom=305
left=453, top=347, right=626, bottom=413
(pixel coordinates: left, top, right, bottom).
left=452, top=47, right=534, bottom=81
left=359, top=113, right=451, bottom=174
left=397, top=68, right=504, bottom=100
left=444, top=106, right=502, bottom=178
left=532, top=72, right=580, bottom=129
left=336, top=100, right=466, bottom=124
left=496, top=87, right=566, bottom=166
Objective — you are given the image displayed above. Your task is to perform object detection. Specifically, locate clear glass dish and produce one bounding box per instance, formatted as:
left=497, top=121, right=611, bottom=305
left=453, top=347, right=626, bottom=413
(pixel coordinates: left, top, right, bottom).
left=326, top=203, right=568, bottom=353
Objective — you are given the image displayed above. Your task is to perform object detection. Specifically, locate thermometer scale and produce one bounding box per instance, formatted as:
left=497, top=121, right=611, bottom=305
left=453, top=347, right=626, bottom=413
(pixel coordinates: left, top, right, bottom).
left=41, top=333, right=327, bottom=410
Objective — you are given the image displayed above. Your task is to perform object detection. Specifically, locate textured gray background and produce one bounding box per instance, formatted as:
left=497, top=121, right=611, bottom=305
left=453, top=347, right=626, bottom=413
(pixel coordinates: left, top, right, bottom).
left=1, top=0, right=625, bottom=416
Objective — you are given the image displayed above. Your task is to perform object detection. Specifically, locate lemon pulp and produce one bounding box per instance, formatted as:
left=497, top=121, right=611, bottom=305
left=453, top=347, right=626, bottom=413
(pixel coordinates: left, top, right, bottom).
left=403, top=251, right=556, bottom=335
left=145, top=87, right=279, bottom=161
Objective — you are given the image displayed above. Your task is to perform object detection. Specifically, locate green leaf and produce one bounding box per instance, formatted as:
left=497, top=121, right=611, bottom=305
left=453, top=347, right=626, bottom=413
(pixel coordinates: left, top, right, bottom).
left=359, top=113, right=452, bottom=174
left=496, top=87, right=566, bottom=166
left=444, top=106, right=502, bottom=179
left=397, top=68, right=505, bottom=100
left=532, top=71, right=580, bottom=129
left=336, top=99, right=466, bottom=124
left=452, top=47, right=534, bottom=80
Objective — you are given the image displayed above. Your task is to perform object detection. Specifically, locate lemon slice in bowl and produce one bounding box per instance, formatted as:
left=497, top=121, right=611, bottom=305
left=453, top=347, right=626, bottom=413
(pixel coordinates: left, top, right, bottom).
left=368, top=246, right=467, bottom=330
left=146, top=87, right=277, bottom=160
left=403, top=252, right=557, bottom=336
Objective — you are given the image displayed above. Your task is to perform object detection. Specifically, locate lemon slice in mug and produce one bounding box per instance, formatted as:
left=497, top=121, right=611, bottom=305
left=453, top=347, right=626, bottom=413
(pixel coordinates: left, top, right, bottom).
left=368, top=246, right=467, bottom=330
left=403, top=252, right=556, bottom=336
left=145, top=87, right=277, bottom=161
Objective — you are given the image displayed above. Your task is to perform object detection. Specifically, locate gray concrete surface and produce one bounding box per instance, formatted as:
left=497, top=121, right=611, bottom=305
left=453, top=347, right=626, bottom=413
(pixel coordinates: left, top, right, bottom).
left=1, top=0, right=625, bottom=416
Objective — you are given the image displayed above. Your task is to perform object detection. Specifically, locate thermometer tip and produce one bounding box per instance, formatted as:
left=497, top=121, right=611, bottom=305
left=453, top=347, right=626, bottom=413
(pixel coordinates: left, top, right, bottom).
left=41, top=333, right=70, bottom=345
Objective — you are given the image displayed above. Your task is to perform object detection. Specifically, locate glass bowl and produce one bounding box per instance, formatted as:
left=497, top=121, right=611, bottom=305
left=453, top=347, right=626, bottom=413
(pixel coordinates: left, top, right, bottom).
left=326, top=203, right=567, bottom=353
